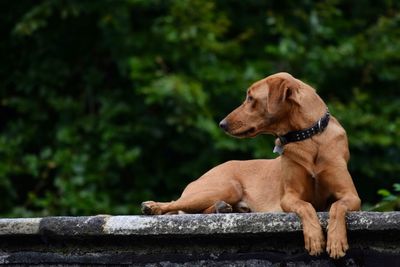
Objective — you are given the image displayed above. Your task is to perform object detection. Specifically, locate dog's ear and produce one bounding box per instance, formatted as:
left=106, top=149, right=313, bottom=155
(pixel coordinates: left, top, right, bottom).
left=266, top=74, right=300, bottom=114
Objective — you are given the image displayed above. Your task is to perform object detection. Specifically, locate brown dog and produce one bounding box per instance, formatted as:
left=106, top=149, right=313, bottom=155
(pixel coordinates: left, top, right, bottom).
left=142, top=72, right=361, bottom=259
left=219, top=72, right=361, bottom=258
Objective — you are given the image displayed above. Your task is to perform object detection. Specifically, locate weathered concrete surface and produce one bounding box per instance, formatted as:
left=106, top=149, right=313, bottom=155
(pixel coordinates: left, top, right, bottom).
left=0, top=218, right=41, bottom=235
left=2, top=212, right=399, bottom=236
left=0, top=212, right=399, bottom=266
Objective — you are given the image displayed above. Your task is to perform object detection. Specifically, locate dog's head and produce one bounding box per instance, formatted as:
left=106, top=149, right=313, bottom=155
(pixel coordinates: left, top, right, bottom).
left=219, top=72, right=302, bottom=138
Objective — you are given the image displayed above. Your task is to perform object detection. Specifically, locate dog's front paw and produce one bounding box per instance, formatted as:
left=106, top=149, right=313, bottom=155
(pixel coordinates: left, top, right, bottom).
left=141, top=201, right=162, bottom=215
left=303, top=227, right=326, bottom=256
left=327, top=232, right=348, bottom=259
left=235, top=201, right=251, bottom=213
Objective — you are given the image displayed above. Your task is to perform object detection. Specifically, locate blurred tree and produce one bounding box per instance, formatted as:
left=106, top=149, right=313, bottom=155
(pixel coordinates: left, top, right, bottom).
left=0, top=0, right=399, bottom=216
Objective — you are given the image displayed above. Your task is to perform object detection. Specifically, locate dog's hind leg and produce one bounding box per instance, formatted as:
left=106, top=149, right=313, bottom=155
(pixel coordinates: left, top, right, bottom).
left=142, top=180, right=243, bottom=215
left=142, top=161, right=245, bottom=215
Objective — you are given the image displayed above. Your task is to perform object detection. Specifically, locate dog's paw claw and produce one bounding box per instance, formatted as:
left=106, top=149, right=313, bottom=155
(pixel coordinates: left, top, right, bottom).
left=215, top=201, right=233, bottom=213
left=304, top=229, right=326, bottom=257
left=235, top=201, right=251, bottom=213
left=327, top=240, right=348, bottom=259
left=327, top=230, right=348, bottom=259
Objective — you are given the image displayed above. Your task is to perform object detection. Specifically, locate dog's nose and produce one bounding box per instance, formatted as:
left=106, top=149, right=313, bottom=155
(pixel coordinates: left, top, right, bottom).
left=219, top=119, right=229, bottom=131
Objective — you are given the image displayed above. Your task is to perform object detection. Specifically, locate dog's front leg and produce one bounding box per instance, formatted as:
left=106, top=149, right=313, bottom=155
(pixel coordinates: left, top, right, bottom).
left=281, top=194, right=326, bottom=256
left=320, top=167, right=361, bottom=259
left=280, top=158, right=325, bottom=256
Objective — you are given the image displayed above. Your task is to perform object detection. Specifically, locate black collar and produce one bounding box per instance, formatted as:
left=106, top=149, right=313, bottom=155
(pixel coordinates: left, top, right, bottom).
left=278, top=111, right=330, bottom=146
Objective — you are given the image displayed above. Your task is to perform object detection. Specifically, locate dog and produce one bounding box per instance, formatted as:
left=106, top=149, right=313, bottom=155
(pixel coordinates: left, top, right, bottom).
left=142, top=72, right=361, bottom=259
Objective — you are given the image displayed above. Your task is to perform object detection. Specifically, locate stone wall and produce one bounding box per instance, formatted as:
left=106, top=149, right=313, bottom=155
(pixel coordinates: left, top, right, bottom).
left=0, top=212, right=399, bottom=266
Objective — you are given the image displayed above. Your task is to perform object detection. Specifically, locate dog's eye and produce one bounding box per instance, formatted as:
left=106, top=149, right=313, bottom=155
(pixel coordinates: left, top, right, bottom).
left=247, top=95, right=254, bottom=102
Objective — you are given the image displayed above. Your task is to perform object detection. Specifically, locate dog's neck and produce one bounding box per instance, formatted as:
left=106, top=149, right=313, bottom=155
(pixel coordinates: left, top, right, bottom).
left=277, top=84, right=327, bottom=136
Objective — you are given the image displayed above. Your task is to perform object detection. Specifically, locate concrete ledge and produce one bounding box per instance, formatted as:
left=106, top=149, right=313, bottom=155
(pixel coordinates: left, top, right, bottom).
left=2, top=212, right=400, bottom=236
left=0, top=212, right=399, bottom=266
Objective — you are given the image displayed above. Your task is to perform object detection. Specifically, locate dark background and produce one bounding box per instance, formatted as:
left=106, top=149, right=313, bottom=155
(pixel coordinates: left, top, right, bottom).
left=0, top=0, right=399, bottom=216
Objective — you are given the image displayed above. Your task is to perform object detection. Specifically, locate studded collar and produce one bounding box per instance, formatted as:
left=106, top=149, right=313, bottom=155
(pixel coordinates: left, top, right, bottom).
left=278, top=110, right=330, bottom=146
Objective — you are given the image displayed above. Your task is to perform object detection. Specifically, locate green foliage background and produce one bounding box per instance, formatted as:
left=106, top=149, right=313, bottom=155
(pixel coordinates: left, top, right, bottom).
left=0, top=0, right=399, bottom=216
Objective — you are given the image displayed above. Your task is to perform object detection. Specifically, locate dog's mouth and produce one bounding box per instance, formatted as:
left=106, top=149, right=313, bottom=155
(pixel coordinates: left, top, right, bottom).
left=232, top=127, right=256, bottom=137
